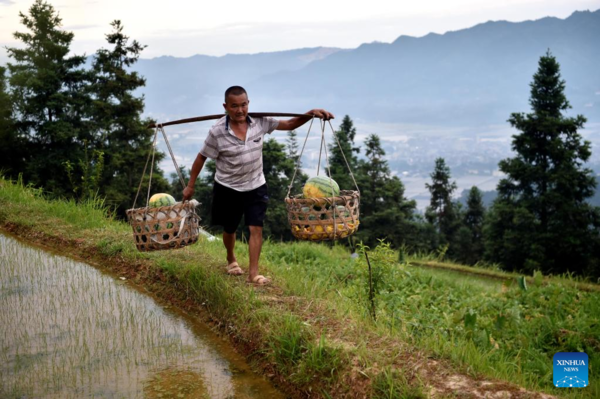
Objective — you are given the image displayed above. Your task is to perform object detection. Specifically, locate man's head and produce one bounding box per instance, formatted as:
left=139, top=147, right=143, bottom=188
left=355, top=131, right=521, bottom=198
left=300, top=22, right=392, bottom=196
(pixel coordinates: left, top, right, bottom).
left=224, top=86, right=249, bottom=124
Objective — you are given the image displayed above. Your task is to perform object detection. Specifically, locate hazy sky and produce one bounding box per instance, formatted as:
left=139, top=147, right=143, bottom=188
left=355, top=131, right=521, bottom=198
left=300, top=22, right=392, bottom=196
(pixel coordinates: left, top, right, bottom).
left=1, top=0, right=599, bottom=61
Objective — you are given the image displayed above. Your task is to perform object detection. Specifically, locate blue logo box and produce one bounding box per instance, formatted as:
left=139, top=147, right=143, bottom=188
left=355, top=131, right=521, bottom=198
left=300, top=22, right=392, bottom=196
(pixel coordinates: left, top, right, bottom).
left=553, top=352, right=588, bottom=388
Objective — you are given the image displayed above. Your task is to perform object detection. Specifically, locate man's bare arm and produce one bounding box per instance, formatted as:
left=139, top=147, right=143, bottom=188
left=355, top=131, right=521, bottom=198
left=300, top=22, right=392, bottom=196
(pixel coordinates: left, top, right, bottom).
left=182, top=153, right=207, bottom=201
left=276, top=109, right=335, bottom=131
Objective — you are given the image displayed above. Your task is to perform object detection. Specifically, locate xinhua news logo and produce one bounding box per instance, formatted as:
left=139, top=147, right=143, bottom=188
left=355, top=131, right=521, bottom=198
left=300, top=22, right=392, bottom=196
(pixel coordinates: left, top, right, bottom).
left=553, top=352, right=588, bottom=388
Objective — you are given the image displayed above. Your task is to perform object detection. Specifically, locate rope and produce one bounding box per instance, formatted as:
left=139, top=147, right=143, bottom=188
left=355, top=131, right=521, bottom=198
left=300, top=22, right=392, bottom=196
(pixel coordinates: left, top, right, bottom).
left=133, top=128, right=158, bottom=208
left=319, top=119, right=338, bottom=235
left=286, top=117, right=315, bottom=198
left=145, top=128, right=159, bottom=207
left=328, top=120, right=360, bottom=194
left=159, top=126, right=186, bottom=190
left=316, top=123, right=325, bottom=176
left=131, top=124, right=192, bottom=210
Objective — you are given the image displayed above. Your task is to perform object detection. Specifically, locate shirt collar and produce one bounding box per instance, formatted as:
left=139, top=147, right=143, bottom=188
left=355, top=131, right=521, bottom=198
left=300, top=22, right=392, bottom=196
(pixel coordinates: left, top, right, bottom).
left=225, top=114, right=255, bottom=130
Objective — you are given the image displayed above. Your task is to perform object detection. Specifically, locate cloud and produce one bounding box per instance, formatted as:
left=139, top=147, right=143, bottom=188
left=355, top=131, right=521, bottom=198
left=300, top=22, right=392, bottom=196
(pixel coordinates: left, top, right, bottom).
left=64, top=24, right=101, bottom=30
left=0, top=0, right=15, bottom=5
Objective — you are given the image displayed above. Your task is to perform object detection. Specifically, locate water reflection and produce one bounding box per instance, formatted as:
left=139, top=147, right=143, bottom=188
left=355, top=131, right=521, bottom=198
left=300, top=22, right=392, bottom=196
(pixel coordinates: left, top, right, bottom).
left=0, top=234, right=283, bottom=398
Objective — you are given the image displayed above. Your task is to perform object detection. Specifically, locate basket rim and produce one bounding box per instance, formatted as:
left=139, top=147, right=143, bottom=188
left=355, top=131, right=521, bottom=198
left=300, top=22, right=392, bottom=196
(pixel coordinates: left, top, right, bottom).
left=285, top=190, right=359, bottom=203
left=126, top=200, right=196, bottom=215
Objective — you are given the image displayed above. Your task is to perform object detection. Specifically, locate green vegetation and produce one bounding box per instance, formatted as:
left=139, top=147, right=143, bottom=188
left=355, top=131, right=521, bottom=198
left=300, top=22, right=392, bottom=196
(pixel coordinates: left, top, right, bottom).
left=328, top=115, right=360, bottom=192
left=425, top=157, right=459, bottom=255
left=2, top=0, right=167, bottom=213
left=487, top=51, right=600, bottom=277
left=457, top=186, right=486, bottom=265
left=2, top=1, right=598, bottom=282
left=2, top=176, right=598, bottom=398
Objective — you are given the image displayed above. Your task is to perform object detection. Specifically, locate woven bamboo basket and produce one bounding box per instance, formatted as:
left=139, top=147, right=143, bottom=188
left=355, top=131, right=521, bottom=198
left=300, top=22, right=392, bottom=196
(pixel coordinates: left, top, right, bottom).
left=126, top=201, right=200, bottom=252
left=285, top=190, right=360, bottom=241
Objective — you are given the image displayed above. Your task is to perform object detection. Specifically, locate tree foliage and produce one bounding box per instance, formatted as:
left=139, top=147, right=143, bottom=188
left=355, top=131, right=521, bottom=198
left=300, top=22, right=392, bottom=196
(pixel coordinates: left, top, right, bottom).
left=2, top=2, right=168, bottom=211
left=455, top=186, right=486, bottom=265
left=328, top=115, right=360, bottom=191
left=262, top=137, right=297, bottom=240
left=0, top=66, right=22, bottom=177
left=89, top=20, right=168, bottom=212
left=286, top=129, right=308, bottom=196
left=5, top=0, right=91, bottom=195
left=355, top=133, right=419, bottom=249
left=425, top=158, right=460, bottom=245
left=486, top=51, right=600, bottom=277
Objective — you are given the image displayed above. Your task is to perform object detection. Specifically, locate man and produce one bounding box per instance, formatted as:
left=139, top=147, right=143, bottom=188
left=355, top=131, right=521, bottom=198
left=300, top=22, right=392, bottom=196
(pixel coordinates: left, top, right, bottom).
left=182, top=86, right=334, bottom=285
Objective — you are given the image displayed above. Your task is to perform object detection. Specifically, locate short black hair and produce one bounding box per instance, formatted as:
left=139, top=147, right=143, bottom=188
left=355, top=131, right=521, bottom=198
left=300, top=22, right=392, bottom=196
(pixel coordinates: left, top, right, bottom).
left=224, top=86, right=247, bottom=102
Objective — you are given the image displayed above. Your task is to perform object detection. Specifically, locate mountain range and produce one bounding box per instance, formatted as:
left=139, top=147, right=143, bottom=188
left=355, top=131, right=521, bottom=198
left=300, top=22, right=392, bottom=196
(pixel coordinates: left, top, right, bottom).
left=136, top=9, right=600, bottom=126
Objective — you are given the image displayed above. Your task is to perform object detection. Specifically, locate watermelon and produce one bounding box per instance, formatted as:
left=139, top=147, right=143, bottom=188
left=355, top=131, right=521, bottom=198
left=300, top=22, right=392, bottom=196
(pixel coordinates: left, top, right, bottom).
left=334, top=205, right=351, bottom=218
left=149, top=193, right=176, bottom=208
left=153, top=222, right=174, bottom=231
left=302, top=176, right=340, bottom=198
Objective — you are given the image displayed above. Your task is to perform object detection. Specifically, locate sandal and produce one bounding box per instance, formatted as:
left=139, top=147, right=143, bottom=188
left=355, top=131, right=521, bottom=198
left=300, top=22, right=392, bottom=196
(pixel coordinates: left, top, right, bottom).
left=248, top=275, right=271, bottom=286
left=226, top=262, right=244, bottom=276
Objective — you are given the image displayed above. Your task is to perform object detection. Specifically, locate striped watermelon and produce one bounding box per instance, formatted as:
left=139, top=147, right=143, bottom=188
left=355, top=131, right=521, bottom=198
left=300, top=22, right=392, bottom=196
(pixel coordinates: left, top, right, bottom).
left=149, top=193, right=176, bottom=208
left=302, top=176, right=340, bottom=198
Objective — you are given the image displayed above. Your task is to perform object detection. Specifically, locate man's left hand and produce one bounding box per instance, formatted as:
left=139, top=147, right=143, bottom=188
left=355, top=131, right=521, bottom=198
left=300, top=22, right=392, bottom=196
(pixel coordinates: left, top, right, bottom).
left=308, top=109, right=335, bottom=121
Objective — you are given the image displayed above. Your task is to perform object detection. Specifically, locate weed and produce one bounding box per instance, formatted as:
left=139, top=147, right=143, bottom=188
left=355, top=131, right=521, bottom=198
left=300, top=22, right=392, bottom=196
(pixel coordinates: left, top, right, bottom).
left=294, top=334, right=343, bottom=384
left=372, top=367, right=426, bottom=399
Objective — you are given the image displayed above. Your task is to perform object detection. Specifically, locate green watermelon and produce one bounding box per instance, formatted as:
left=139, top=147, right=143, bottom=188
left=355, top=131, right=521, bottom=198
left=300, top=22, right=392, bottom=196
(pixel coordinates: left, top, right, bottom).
left=300, top=206, right=317, bottom=221
left=153, top=222, right=174, bottom=231
left=149, top=193, right=176, bottom=208
left=334, top=205, right=350, bottom=218
left=303, top=176, right=340, bottom=198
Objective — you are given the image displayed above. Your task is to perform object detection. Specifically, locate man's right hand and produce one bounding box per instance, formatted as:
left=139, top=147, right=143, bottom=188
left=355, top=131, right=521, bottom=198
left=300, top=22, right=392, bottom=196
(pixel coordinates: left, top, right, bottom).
left=183, top=186, right=195, bottom=201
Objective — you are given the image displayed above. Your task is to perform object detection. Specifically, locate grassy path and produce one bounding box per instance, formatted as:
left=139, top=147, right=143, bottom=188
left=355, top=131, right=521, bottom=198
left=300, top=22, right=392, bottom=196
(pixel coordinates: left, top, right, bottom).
left=2, top=177, right=597, bottom=398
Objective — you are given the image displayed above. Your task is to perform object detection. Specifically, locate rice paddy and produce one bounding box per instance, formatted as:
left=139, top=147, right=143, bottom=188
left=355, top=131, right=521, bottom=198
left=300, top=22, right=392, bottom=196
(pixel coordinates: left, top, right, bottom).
left=0, top=234, right=283, bottom=398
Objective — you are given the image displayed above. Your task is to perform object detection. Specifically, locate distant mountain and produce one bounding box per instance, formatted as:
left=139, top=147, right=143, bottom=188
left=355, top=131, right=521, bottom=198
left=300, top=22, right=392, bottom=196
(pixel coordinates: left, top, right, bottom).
left=136, top=10, right=600, bottom=126
left=457, top=176, right=600, bottom=209
left=135, top=47, right=345, bottom=121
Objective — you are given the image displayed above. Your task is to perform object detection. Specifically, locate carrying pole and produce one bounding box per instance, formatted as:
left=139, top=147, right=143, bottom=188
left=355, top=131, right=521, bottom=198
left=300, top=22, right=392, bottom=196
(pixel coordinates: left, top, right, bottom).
left=147, top=112, right=312, bottom=129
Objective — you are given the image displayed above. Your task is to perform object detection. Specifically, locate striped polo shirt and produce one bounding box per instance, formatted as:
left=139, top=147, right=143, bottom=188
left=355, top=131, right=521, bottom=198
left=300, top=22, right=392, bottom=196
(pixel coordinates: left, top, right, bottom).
left=200, top=115, right=279, bottom=191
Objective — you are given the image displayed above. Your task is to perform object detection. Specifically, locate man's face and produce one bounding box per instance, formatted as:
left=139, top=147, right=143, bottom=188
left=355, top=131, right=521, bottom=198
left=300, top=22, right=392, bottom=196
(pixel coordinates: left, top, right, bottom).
left=223, top=93, right=249, bottom=124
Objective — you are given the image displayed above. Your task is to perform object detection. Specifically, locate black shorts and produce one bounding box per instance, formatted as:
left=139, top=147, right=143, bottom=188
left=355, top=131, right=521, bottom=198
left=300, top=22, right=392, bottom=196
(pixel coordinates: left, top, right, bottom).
left=211, top=181, right=269, bottom=234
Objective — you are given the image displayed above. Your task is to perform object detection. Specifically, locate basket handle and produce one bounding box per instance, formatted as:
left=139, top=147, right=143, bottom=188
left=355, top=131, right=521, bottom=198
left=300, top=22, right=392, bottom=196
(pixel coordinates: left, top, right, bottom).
left=132, top=126, right=189, bottom=209
left=286, top=116, right=315, bottom=199
left=285, top=118, right=361, bottom=199
left=132, top=128, right=158, bottom=209
left=327, top=120, right=360, bottom=194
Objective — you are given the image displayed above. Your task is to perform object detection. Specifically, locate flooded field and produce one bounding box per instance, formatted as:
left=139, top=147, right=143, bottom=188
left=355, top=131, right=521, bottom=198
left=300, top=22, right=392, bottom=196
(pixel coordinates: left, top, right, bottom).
left=0, top=234, right=284, bottom=399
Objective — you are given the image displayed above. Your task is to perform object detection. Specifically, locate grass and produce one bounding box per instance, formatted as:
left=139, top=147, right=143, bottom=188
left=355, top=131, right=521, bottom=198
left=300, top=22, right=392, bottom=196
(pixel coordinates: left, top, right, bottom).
left=372, top=367, right=426, bottom=399
left=1, top=175, right=598, bottom=398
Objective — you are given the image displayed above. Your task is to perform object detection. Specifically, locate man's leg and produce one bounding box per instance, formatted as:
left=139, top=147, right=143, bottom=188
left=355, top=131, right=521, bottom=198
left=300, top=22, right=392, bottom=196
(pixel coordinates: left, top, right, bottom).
left=211, top=182, right=243, bottom=274
left=247, top=225, right=263, bottom=281
left=223, top=231, right=237, bottom=265
left=244, top=183, right=269, bottom=284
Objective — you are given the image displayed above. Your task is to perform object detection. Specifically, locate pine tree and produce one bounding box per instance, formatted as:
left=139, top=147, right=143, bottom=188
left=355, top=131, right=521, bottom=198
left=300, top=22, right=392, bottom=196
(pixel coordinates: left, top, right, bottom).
left=486, top=51, right=600, bottom=276
left=286, top=130, right=308, bottom=196
left=455, top=186, right=486, bottom=265
left=262, top=138, right=296, bottom=240
left=356, top=133, right=417, bottom=247
left=425, top=158, right=459, bottom=237
left=328, top=115, right=360, bottom=191
left=6, top=0, right=91, bottom=195
left=90, top=20, right=168, bottom=214
left=360, top=134, right=388, bottom=216
left=0, top=66, right=23, bottom=178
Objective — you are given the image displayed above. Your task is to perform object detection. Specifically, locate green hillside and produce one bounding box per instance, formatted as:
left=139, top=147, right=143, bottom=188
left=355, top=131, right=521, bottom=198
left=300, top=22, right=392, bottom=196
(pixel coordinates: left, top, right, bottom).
left=1, top=176, right=597, bottom=398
